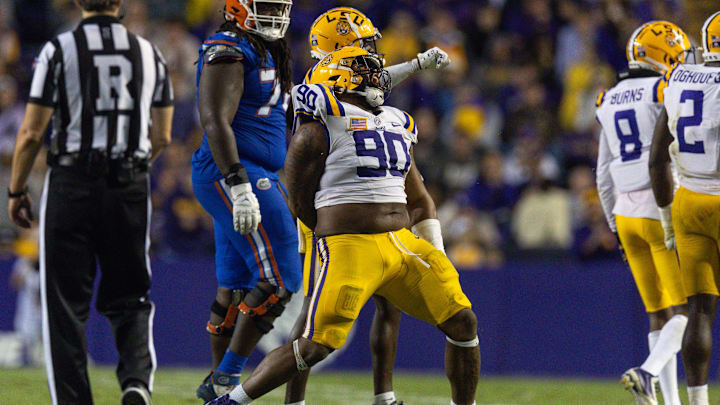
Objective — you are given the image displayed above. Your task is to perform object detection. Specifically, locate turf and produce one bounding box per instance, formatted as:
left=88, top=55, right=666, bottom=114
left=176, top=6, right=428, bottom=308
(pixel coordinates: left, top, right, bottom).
left=0, top=366, right=714, bottom=404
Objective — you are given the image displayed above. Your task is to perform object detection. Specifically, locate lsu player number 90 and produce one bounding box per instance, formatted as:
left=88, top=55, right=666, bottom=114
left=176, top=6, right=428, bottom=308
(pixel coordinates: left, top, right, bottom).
left=596, top=20, right=690, bottom=405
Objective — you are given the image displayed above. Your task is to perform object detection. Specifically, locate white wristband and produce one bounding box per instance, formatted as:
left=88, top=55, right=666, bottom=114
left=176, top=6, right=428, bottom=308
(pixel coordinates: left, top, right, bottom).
left=658, top=204, right=672, bottom=227
left=411, top=218, right=445, bottom=253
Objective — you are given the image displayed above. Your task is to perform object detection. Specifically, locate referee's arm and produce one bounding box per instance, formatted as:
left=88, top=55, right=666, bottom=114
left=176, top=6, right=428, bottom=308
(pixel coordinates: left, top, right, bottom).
left=150, top=105, right=173, bottom=161
left=8, top=102, right=53, bottom=228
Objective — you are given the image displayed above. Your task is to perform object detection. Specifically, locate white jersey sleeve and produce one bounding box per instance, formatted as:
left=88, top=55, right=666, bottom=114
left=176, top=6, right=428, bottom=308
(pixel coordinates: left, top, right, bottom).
left=595, top=76, right=664, bottom=193
left=662, top=64, right=720, bottom=194
left=596, top=129, right=617, bottom=232
left=291, top=83, right=346, bottom=129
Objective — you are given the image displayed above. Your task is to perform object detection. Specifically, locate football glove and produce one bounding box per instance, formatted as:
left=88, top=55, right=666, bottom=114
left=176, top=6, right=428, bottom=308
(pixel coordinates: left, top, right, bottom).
left=658, top=204, right=675, bottom=251
left=416, top=47, right=451, bottom=70
left=229, top=183, right=261, bottom=234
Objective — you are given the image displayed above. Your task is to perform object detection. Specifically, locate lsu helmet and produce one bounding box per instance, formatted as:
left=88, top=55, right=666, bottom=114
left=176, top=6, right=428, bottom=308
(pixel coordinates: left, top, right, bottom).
left=308, top=47, right=391, bottom=107
left=626, top=21, right=690, bottom=73
left=308, top=7, right=381, bottom=60
left=224, top=0, right=292, bottom=41
left=702, top=12, right=720, bottom=62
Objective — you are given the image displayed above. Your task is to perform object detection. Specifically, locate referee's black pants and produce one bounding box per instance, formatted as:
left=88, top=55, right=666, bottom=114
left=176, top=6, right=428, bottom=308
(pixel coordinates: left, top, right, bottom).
left=40, top=167, right=155, bottom=405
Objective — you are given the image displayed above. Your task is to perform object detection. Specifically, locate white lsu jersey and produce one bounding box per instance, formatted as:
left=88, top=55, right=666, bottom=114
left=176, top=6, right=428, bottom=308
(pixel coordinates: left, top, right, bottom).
left=661, top=63, right=720, bottom=195
left=291, top=83, right=418, bottom=209
left=596, top=74, right=665, bottom=226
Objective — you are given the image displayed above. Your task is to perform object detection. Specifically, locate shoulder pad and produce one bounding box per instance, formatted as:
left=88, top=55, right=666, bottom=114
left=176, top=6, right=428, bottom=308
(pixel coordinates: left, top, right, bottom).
left=400, top=110, right=418, bottom=137
left=595, top=90, right=606, bottom=108
left=205, top=45, right=245, bottom=65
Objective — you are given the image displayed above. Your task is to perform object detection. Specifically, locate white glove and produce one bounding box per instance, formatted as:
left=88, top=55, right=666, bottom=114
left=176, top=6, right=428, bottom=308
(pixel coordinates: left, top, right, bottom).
left=411, top=218, right=446, bottom=254
left=658, top=204, right=675, bottom=250
left=416, top=47, right=451, bottom=70
left=229, top=183, right=261, bottom=234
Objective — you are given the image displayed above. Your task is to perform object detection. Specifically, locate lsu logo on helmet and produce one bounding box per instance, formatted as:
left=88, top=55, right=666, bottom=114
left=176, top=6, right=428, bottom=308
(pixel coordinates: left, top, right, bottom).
left=627, top=20, right=690, bottom=73
left=308, top=7, right=381, bottom=60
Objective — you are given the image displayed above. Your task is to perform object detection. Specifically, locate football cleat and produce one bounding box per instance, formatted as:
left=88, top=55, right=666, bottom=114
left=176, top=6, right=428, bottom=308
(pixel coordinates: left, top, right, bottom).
left=621, top=367, right=658, bottom=405
left=204, top=394, right=240, bottom=405
left=121, top=382, right=151, bottom=405
left=196, top=371, right=241, bottom=402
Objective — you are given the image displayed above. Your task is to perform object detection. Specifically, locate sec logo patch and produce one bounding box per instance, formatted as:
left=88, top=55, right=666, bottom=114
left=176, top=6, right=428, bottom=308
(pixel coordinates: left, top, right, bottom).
left=256, top=178, right=272, bottom=191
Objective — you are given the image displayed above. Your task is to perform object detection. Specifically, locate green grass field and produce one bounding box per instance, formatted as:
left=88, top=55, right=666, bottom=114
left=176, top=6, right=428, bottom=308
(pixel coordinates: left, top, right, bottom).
left=0, top=366, right=716, bottom=404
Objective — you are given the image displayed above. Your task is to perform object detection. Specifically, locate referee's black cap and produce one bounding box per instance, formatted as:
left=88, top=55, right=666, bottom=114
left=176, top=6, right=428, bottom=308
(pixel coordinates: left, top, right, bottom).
left=76, top=0, right=121, bottom=12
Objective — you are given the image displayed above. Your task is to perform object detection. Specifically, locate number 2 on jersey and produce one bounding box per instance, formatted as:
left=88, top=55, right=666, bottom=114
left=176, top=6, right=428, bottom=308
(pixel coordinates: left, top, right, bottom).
left=677, top=90, right=704, bottom=154
left=354, top=130, right=411, bottom=177
left=614, top=109, right=642, bottom=162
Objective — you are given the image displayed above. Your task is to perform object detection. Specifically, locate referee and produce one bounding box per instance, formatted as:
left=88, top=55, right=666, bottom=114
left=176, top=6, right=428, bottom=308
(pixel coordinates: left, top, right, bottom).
left=7, top=1, right=173, bottom=404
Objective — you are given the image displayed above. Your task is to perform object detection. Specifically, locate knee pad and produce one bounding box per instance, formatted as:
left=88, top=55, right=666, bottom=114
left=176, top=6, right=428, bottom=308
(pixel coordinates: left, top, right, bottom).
left=206, top=290, right=246, bottom=337
left=239, top=281, right=291, bottom=334
left=446, top=335, right=479, bottom=348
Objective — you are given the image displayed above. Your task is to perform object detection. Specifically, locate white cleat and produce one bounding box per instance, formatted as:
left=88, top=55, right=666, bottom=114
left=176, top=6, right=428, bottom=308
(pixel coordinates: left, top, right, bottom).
left=621, top=367, right=658, bottom=405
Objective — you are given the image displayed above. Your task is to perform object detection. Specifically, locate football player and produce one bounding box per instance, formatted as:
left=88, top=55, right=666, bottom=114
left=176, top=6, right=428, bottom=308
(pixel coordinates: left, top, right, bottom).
left=288, top=7, right=450, bottom=405
left=205, top=48, right=479, bottom=405
left=190, top=0, right=301, bottom=402
left=596, top=21, right=691, bottom=405
left=649, top=12, right=720, bottom=405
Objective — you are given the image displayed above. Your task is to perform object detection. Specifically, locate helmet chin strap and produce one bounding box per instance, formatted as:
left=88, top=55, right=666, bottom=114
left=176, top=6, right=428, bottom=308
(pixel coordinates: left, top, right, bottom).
left=348, top=87, right=385, bottom=107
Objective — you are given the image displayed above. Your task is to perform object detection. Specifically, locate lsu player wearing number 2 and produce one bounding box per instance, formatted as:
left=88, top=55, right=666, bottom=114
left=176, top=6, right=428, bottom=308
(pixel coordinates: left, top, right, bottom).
left=191, top=0, right=300, bottom=402
left=650, top=12, right=720, bottom=405
left=204, top=48, right=479, bottom=405
left=596, top=21, right=690, bottom=405
left=288, top=7, right=451, bottom=405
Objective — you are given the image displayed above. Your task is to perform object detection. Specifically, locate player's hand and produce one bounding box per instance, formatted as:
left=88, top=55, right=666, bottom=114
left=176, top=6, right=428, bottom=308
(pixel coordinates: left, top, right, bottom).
left=416, top=47, right=450, bottom=70
left=8, top=193, right=34, bottom=229
left=658, top=204, right=676, bottom=250
left=229, top=183, right=261, bottom=234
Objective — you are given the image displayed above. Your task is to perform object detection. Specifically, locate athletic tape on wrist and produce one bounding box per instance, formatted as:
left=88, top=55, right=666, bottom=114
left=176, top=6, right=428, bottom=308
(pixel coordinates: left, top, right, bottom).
left=293, top=339, right=309, bottom=371
left=446, top=336, right=479, bottom=348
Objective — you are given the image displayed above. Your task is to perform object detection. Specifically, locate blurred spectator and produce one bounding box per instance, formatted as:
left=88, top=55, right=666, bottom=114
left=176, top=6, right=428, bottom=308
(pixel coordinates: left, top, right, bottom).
left=512, top=180, right=572, bottom=249
left=572, top=189, right=618, bottom=259
left=379, top=11, right=421, bottom=66
left=9, top=229, right=42, bottom=366
left=0, top=75, right=24, bottom=162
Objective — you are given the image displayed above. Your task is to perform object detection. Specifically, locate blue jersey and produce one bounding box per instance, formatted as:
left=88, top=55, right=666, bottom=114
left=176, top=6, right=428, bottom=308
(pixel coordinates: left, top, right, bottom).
left=192, top=31, right=287, bottom=183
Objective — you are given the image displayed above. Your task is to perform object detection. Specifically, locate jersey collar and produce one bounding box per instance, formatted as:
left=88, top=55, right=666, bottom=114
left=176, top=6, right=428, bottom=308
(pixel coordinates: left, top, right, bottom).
left=79, top=15, right=121, bottom=26
left=617, top=68, right=661, bottom=82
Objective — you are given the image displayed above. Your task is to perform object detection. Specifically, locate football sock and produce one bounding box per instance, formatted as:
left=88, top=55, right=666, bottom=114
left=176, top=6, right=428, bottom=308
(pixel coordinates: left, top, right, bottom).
left=640, top=314, right=687, bottom=376
left=228, top=384, right=253, bottom=404
left=285, top=402, right=305, bottom=405
left=450, top=401, right=476, bottom=405
left=687, top=385, right=709, bottom=405
left=217, top=350, right=248, bottom=375
left=374, top=391, right=396, bottom=404
left=648, top=329, right=681, bottom=405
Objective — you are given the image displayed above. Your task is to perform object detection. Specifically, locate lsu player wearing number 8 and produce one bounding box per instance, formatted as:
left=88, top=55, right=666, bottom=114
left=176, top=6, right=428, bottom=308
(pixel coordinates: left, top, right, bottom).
left=650, top=12, right=720, bottom=405
left=596, top=20, right=690, bottom=405
left=191, top=0, right=302, bottom=403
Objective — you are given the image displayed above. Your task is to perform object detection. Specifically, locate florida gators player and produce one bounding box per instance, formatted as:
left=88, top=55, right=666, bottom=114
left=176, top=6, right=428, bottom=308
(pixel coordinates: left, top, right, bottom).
left=596, top=21, right=691, bottom=405
left=205, top=47, right=479, bottom=405
left=190, top=0, right=300, bottom=402
left=650, top=12, right=720, bottom=405
left=288, top=7, right=451, bottom=405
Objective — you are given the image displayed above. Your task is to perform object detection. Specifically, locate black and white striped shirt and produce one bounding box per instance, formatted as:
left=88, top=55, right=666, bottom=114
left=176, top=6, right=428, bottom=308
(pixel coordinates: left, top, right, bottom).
left=29, top=15, right=173, bottom=161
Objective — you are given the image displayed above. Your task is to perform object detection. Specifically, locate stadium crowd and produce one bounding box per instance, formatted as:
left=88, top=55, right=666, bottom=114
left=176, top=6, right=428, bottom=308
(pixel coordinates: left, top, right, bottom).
left=0, top=0, right=694, bottom=269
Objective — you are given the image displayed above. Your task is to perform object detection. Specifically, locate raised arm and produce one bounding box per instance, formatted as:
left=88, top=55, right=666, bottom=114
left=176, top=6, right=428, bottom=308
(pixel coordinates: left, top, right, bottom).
left=284, top=120, right=328, bottom=229
left=386, top=47, right=450, bottom=88
left=405, top=148, right=444, bottom=252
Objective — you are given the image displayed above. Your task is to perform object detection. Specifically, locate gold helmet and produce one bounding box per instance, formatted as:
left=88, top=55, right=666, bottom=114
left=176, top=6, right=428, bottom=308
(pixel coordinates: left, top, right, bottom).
left=308, top=7, right=381, bottom=60
left=702, top=12, right=720, bottom=63
left=308, top=47, right=390, bottom=107
left=626, top=21, right=690, bottom=73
